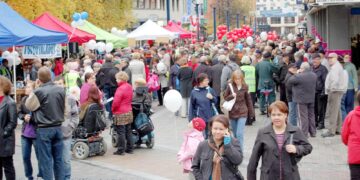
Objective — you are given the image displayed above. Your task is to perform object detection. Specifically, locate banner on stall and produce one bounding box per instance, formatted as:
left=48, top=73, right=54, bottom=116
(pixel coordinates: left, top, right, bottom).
left=22, top=44, right=62, bottom=59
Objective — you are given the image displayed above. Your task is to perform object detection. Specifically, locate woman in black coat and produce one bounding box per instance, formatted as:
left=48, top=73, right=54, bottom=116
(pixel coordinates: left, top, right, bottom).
left=247, top=101, right=312, bottom=180
left=0, top=76, right=17, bottom=179
left=177, top=57, right=193, bottom=118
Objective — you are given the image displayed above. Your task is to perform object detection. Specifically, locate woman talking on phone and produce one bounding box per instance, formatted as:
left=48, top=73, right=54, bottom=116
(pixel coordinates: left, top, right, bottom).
left=247, top=101, right=312, bottom=180
left=192, top=115, right=243, bottom=180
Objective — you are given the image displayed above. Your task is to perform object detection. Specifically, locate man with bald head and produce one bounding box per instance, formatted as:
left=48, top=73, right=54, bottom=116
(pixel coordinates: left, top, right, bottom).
left=30, top=58, right=42, bottom=81
left=25, top=67, right=66, bottom=179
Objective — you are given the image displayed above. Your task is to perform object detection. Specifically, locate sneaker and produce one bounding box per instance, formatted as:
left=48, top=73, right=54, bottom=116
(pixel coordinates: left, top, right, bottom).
left=317, top=126, right=324, bottom=130
left=113, top=151, right=125, bottom=155
left=336, top=132, right=341, bottom=135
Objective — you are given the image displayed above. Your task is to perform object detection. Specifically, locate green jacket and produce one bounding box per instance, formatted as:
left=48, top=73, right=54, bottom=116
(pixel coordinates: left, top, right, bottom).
left=344, top=62, right=358, bottom=90
left=241, top=65, right=256, bottom=93
left=255, top=59, right=279, bottom=90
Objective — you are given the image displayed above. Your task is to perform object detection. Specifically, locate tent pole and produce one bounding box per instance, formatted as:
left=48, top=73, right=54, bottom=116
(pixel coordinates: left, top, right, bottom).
left=13, top=46, right=16, bottom=103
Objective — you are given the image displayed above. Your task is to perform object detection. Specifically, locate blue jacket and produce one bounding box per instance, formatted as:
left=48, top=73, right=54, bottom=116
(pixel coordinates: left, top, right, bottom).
left=189, top=86, right=218, bottom=122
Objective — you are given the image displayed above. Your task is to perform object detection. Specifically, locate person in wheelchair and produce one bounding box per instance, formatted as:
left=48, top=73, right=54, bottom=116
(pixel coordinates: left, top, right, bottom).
left=132, top=78, right=152, bottom=116
left=78, top=85, right=104, bottom=136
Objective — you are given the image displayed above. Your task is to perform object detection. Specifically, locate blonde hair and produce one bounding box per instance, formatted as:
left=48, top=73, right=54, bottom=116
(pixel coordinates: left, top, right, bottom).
left=115, top=72, right=129, bottom=82
left=178, top=57, right=188, bottom=66
left=230, top=70, right=246, bottom=86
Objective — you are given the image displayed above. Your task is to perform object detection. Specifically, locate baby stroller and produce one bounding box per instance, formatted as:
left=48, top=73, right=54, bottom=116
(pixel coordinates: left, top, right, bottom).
left=72, top=103, right=108, bottom=159
left=111, top=92, right=155, bottom=149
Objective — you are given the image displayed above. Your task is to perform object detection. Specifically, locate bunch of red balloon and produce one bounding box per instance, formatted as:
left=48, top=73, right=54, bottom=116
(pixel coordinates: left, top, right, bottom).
left=168, top=20, right=182, bottom=26
left=267, top=31, right=278, bottom=41
left=216, top=25, right=227, bottom=40
left=216, top=25, right=253, bottom=42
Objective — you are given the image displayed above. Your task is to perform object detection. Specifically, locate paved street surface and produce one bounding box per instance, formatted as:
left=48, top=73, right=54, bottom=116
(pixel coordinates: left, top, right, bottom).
left=11, top=102, right=349, bottom=180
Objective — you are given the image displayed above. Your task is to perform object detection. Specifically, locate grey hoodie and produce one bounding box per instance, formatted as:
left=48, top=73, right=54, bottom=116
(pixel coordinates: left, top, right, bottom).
left=220, top=62, right=239, bottom=91
left=61, top=94, right=79, bottom=139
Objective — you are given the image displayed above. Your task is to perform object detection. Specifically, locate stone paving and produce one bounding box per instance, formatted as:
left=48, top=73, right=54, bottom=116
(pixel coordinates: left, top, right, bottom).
left=10, top=103, right=350, bottom=180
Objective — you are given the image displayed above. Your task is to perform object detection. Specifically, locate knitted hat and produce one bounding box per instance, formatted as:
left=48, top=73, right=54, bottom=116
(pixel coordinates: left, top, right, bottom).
left=192, top=117, right=206, bottom=132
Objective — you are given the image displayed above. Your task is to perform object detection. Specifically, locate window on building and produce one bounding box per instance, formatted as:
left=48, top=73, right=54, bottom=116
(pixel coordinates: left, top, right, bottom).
left=150, top=0, right=157, bottom=9
left=263, top=7, right=267, bottom=11
left=284, top=17, right=295, bottom=24
left=133, top=0, right=145, bottom=9
left=145, top=0, right=150, bottom=9
left=270, top=7, right=273, bottom=10
left=176, top=0, right=179, bottom=11
left=270, top=17, right=281, bottom=24
left=172, top=0, right=175, bottom=11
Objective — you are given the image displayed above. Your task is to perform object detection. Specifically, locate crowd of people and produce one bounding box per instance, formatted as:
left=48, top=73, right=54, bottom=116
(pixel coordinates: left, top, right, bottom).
left=0, top=35, right=359, bottom=179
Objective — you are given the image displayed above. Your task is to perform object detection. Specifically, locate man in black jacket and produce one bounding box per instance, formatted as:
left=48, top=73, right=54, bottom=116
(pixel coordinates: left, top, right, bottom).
left=96, top=54, right=118, bottom=118
left=25, top=67, right=66, bottom=180
left=312, top=53, right=328, bottom=129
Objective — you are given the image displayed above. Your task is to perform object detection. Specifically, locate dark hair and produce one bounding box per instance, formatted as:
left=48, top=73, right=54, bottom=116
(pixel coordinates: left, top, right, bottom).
left=268, top=101, right=289, bottom=115
left=0, top=76, right=12, bottom=95
left=84, top=72, right=94, bottom=83
left=196, top=73, right=208, bottom=85
left=38, top=67, right=52, bottom=83
left=87, top=85, right=101, bottom=105
left=209, top=115, right=230, bottom=135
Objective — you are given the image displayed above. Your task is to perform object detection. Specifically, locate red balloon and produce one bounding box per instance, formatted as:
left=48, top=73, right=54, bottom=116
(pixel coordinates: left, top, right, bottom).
left=177, top=21, right=181, bottom=26
left=168, top=21, right=173, bottom=26
left=268, top=34, right=273, bottom=40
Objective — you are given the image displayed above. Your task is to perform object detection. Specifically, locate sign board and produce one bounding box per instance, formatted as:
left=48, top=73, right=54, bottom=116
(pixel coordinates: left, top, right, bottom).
left=260, top=10, right=297, bottom=17
left=22, top=44, right=62, bottom=59
left=317, top=0, right=360, bottom=3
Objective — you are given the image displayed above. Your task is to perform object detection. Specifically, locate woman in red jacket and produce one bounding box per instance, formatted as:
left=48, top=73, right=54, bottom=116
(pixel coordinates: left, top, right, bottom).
left=112, top=72, right=134, bottom=155
left=342, top=92, right=360, bottom=180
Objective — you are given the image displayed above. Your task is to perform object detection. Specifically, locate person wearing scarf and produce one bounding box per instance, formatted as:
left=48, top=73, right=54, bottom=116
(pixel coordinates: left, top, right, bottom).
left=192, top=115, right=243, bottom=180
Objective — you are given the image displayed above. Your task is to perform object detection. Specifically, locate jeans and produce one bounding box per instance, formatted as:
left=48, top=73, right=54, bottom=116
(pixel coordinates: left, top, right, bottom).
left=36, top=127, right=64, bottom=180
left=0, top=156, right=15, bottom=180
left=259, top=90, right=276, bottom=112
left=115, top=124, right=133, bottom=152
left=103, top=85, right=117, bottom=119
left=230, top=117, right=247, bottom=151
left=63, top=138, right=72, bottom=180
left=21, top=136, right=41, bottom=180
left=288, top=102, right=298, bottom=126
left=342, top=89, right=355, bottom=121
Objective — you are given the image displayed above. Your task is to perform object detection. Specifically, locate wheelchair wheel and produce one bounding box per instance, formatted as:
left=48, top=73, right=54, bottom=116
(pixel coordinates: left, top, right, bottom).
left=98, top=139, right=107, bottom=156
left=112, top=133, right=119, bottom=148
left=146, top=137, right=154, bottom=149
left=73, top=142, right=89, bottom=160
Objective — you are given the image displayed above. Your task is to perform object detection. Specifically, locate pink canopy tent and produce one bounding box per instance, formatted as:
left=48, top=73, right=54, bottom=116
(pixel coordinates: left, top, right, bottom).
left=164, top=23, right=195, bottom=39
left=33, top=12, right=96, bottom=44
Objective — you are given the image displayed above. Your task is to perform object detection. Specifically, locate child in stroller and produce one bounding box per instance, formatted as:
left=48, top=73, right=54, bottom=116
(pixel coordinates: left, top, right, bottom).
left=112, top=78, right=155, bottom=148
left=72, top=85, right=108, bottom=159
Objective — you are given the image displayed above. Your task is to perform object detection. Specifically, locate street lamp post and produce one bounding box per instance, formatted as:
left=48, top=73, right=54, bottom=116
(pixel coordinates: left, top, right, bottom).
left=226, top=0, right=230, bottom=31
left=195, top=3, right=200, bottom=41
left=166, top=0, right=170, bottom=22
left=213, top=7, right=217, bottom=40
left=236, top=13, right=240, bottom=28
left=243, top=15, right=246, bottom=25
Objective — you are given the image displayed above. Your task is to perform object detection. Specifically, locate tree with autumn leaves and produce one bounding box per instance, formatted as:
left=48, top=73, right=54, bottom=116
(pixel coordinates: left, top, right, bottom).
left=5, top=0, right=134, bottom=30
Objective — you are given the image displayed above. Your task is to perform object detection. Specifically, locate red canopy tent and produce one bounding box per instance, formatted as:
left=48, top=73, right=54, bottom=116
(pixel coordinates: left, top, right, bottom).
left=164, top=23, right=195, bottom=39
left=33, top=12, right=96, bottom=44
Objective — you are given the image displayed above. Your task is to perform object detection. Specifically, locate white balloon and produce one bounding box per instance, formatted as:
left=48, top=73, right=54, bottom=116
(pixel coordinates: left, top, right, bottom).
left=287, top=33, right=294, bottom=41
left=111, top=27, right=118, bottom=34
left=164, top=90, right=182, bottom=112
left=77, top=19, right=85, bottom=26
left=15, top=57, right=21, bottom=65
left=87, top=40, right=96, bottom=50
left=260, top=32, right=268, bottom=41
left=246, top=36, right=254, bottom=46
left=105, top=43, right=114, bottom=53
left=96, top=42, right=106, bottom=52
left=1, top=51, right=10, bottom=58
left=156, top=62, right=166, bottom=73
left=71, top=21, right=77, bottom=28
left=11, top=51, right=19, bottom=57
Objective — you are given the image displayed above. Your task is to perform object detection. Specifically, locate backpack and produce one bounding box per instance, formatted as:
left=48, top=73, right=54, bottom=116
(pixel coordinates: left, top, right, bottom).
left=134, top=112, right=154, bottom=136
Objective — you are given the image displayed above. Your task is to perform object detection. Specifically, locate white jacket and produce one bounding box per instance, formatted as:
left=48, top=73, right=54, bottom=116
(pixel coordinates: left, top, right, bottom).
left=129, top=59, right=146, bottom=87
left=325, top=61, right=348, bottom=94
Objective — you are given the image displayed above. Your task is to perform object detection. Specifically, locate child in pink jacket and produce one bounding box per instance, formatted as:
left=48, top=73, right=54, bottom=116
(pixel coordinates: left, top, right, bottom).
left=177, top=117, right=206, bottom=179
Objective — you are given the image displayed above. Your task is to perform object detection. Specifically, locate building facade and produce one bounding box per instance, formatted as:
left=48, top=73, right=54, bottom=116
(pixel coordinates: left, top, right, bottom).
left=304, top=0, right=360, bottom=68
left=255, top=0, right=304, bottom=35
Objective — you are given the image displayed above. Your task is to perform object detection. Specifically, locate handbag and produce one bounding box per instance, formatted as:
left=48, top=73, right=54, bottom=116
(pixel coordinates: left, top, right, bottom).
left=214, top=150, right=244, bottom=180
left=222, top=83, right=236, bottom=111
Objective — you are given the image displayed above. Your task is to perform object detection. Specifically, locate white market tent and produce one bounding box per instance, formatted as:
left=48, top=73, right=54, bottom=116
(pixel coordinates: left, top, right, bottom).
left=127, top=19, right=176, bottom=40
